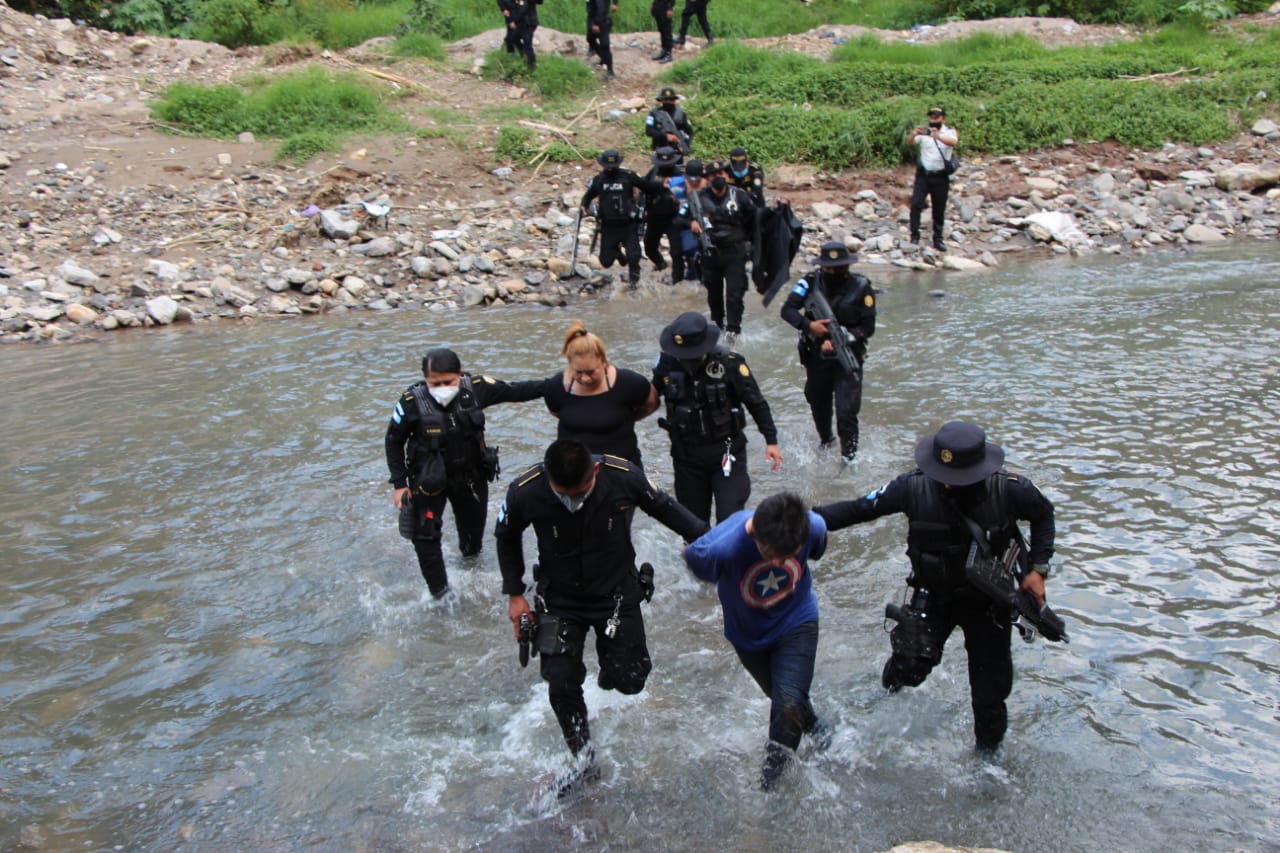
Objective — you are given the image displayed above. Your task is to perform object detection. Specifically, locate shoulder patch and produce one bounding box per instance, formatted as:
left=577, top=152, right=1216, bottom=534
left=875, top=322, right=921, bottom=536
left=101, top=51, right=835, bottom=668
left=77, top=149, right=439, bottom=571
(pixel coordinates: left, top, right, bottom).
left=478, top=375, right=497, bottom=384
left=516, top=466, right=544, bottom=487
left=739, top=363, right=750, bottom=377
left=791, top=278, right=810, bottom=297
left=602, top=454, right=632, bottom=472
left=864, top=293, right=875, bottom=307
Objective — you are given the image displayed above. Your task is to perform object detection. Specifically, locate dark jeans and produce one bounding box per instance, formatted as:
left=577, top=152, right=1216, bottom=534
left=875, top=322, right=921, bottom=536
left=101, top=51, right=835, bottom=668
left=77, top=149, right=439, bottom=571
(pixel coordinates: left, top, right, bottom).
left=409, top=477, right=488, bottom=596
left=652, top=2, right=674, bottom=52
left=541, top=598, right=652, bottom=755
left=909, top=166, right=950, bottom=241
left=701, top=243, right=747, bottom=332
left=882, top=592, right=1013, bottom=750
left=599, top=221, right=642, bottom=282
left=644, top=217, right=684, bottom=280
left=803, top=358, right=863, bottom=458
left=670, top=439, right=750, bottom=525
left=734, top=619, right=820, bottom=751
left=679, top=0, right=711, bottom=40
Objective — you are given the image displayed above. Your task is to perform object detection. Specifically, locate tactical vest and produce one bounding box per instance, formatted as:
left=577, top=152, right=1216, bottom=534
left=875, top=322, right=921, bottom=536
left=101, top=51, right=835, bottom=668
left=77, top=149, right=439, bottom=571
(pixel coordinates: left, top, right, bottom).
left=408, top=377, right=487, bottom=474
left=661, top=355, right=747, bottom=445
left=903, top=472, right=1013, bottom=590
left=598, top=170, right=638, bottom=223
left=802, top=270, right=873, bottom=359
left=702, top=187, right=748, bottom=246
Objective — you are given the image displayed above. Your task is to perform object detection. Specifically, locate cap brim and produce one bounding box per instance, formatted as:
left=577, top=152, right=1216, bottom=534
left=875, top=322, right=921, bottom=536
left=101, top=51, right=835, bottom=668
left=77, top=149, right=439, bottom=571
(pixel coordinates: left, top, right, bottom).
left=659, top=326, right=720, bottom=358
left=913, top=437, right=1005, bottom=486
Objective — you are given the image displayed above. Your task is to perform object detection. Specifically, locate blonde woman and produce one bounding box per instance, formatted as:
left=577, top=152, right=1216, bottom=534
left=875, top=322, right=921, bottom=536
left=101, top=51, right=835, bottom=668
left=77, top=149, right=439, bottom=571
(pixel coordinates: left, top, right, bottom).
left=542, top=320, right=659, bottom=466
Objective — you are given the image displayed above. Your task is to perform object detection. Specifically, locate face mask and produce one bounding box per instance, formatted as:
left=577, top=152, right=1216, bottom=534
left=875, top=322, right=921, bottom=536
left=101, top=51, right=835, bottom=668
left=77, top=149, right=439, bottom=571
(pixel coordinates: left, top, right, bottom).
left=428, top=385, right=460, bottom=406
left=555, top=484, right=593, bottom=513
left=731, top=166, right=748, bottom=179
left=929, top=120, right=943, bottom=129
left=710, top=176, right=728, bottom=191
left=679, top=357, right=705, bottom=375
left=658, top=165, right=676, bottom=178
left=604, top=168, right=618, bottom=179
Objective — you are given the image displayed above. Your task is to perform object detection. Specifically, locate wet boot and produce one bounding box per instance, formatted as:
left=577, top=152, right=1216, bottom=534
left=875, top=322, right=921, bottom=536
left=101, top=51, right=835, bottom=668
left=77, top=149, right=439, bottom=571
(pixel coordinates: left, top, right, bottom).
left=759, top=741, right=790, bottom=791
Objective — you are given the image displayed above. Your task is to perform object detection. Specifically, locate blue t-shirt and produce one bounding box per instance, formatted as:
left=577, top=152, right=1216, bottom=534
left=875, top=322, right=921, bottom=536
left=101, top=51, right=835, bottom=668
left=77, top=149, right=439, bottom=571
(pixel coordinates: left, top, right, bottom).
left=683, top=509, right=827, bottom=651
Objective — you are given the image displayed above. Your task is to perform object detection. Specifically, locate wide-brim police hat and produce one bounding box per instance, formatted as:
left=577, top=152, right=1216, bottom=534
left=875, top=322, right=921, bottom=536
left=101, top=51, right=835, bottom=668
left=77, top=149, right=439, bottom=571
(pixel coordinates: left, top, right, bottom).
left=811, top=240, right=857, bottom=267
left=660, top=311, right=721, bottom=358
left=597, top=149, right=624, bottom=167
left=652, top=146, right=682, bottom=167
left=914, top=421, right=1005, bottom=486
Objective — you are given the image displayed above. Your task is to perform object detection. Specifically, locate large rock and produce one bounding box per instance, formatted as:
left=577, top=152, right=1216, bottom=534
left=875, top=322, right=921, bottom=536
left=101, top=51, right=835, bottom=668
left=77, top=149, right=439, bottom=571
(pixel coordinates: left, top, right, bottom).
left=145, top=295, right=179, bottom=325
left=1214, top=163, right=1280, bottom=192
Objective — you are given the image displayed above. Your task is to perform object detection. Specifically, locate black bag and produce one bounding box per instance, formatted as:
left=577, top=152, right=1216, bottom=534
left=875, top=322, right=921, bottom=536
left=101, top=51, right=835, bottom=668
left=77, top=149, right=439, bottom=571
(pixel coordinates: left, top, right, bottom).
left=411, top=451, right=447, bottom=496
left=933, top=138, right=960, bottom=175
left=481, top=445, right=501, bottom=483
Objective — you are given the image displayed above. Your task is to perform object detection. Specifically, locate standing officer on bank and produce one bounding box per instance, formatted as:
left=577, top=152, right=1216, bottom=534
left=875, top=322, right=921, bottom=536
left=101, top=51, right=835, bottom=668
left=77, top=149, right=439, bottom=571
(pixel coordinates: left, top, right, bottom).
left=814, top=421, right=1057, bottom=754
left=585, top=0, right=617, bottom=80
left=651, top=0, right=675, bottom=63
left=652, top=311, right=782, bottom=524
left=645, top=87, right=694, bottom=154
left=498, top=0, right=541, bottom=70
left=675, top=0, right=713, bottom=46
left=780, top=241, right=876, bottom=462
left=385, top=347, right=544, bottom=599
left=691, top=159, right=755, bottom=342
left=907, top=105, right=959, bottom=251
left=497, top=439, right=709, bottom=776
left=580, top=149, right=664, bottom=288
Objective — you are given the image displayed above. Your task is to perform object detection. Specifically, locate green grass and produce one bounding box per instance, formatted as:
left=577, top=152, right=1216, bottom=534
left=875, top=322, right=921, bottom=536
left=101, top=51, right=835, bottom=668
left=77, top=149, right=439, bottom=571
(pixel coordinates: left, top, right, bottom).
left=390, top=32, right=446, bottom=59
left=151, top=65, right=407, bottom=160
left=480, top=51, right=598, bottom=101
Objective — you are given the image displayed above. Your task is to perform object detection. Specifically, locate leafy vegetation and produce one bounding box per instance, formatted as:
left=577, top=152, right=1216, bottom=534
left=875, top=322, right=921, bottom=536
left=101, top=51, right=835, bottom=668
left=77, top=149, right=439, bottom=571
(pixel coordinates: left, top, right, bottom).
left=480, top=51, right=597, bottom=101
left=151, top=66, right=405, bottom=159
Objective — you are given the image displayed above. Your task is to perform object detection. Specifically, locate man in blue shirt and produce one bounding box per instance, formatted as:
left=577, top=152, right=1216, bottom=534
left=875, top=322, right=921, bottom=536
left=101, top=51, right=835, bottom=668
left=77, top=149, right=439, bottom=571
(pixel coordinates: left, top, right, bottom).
left=682, top=491, right=832, bottom=789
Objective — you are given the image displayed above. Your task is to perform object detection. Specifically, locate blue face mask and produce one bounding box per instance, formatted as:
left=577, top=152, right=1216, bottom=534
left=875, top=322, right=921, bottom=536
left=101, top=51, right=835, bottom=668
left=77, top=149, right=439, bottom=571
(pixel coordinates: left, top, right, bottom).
left=731, top=166, right=748, bottom=179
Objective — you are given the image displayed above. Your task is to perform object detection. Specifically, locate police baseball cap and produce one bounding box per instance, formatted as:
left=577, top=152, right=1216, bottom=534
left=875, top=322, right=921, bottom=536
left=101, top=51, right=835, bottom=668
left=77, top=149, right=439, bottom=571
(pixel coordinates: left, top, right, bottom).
left=660, top=311, right=721, bottom=358
left=684, top=159, right=704, bottom=178
left=597, top=149, right=623, bottom=167
left=914, top=421, right=1005, bottom=486
left=811, top=240, right=856, bottom=267
left=652, top=146, right=682, bottom=167
left=729, top=147, right=749, bottom=162
left=657, top=87, right=680, bottom=101
left=927, top=105, right=946, bottom=116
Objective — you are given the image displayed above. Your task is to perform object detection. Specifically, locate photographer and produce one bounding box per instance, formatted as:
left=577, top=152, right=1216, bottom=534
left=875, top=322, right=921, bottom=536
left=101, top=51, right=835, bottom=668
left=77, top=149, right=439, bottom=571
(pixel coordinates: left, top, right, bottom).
left=906, top=105, right=959, bottom=251
left=814, top=421, right=1056, bottom=754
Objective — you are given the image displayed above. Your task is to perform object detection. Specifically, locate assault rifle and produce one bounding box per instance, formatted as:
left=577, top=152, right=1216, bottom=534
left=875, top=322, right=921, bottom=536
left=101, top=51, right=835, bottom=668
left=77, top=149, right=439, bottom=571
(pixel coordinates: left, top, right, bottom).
left=686, top=188, right=713, bottom=255
left=965, top=541, right=1069, bottom=644
left=802, top=285, right=860, bottom=377
left=654, top=108, right=691, bottom=156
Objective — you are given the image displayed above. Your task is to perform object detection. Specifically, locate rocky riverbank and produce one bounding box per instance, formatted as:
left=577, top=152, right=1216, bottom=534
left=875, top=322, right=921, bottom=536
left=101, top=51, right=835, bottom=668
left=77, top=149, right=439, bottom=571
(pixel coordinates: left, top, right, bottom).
left=1, top=5, right=1277, bottom=344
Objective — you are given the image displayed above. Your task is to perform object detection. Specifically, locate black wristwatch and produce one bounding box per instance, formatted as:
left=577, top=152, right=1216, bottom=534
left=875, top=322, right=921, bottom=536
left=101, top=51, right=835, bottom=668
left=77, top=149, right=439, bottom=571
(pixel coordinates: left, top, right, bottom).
left=1031, top=562, right=1051, bottom=580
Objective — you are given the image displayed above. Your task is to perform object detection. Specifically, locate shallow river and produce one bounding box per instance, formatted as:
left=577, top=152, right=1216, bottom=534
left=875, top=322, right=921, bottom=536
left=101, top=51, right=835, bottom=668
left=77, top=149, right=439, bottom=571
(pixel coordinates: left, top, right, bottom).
left=2, top=243, right=1278, bottom=852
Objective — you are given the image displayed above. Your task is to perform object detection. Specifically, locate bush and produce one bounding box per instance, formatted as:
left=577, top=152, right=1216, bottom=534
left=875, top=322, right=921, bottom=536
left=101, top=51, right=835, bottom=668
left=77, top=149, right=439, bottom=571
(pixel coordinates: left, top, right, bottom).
left=391, top=32, right=446, bottom=60
left=481, top=51, right=598, bottom=101
left=275, top=130, right=344, bottom=163
left=190, top=0, right=269, bottom=48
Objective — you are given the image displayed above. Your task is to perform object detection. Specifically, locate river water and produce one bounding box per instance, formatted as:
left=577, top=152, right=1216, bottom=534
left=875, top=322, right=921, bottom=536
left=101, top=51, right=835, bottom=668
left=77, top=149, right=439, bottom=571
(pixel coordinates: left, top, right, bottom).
left=2, top=243, right=1278, bottom=852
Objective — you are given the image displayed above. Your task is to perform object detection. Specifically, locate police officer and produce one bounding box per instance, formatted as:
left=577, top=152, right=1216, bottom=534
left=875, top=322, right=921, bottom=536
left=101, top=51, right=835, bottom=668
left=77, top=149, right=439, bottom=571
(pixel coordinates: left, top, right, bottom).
left=652, top=312, right=782, bottom=524
left=645, top=87, right=693, bottom=154
left=651, top=0, right=675, bottom=63
left=643, top=146, right=686, bottom=284
left=780, top=241, right=875, bottom=462
left=498, top=0, right=540, bottom=70
left=726, top=147, right=766, bottom=208
left=585, top=0, right=616, bottom=79
left=384, top=348, right=544, bottom=598
left=580, top=149, right=664, bottom=288
left=691, top=159, right=755, bottom=342
left=674, top=0, right=713, bottom=46
left=497, top=439, right=709, bottom=771
left=814, top=421, right=1057, bottom=754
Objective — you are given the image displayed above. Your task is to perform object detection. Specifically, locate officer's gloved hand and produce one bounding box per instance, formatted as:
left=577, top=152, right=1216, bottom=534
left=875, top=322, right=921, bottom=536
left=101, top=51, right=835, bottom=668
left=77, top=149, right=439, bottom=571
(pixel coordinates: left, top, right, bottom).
left=638, top=563, right=655, bottom=602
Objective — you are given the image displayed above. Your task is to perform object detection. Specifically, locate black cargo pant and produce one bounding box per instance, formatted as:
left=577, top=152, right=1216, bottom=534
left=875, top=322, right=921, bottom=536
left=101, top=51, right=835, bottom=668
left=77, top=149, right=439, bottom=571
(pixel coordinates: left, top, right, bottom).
left=540, top=595, right=652, bottom=755
left=701, top=242, right=747, bottom=333
left=643, top=216, right=684, bottom=281
left=599, top=220, right=642, bottom=283
left=909, top=166, right=950, bottom=242
left=670, top=439, right=749, bottom=525
left=802, top=356, right=863, bottom=459
left=678, top=0, right=712, bottom=40
left=409, top=476, right=487, bottom=596
left=881, top=590, right=1014, bottom=751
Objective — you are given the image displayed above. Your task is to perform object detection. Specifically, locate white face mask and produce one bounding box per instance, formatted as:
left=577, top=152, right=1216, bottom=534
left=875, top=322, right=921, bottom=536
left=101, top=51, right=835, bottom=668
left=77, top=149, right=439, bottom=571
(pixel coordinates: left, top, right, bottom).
left=555, top=484, right=594, bottom=513
left=428, top=385, right=460, bottom=407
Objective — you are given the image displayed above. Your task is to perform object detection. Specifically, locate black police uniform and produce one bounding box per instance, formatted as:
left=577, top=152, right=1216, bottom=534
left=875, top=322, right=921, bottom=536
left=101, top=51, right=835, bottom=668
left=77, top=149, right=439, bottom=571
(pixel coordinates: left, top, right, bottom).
left=498, top=0, right=540, bottom=69
left=645, top=100, right=694, bottom=153
left=780, top=269, right=876, bottom=459
left=815, top=470, right=1055, bottom=751
left=693, top=183, right=755, bottom=334
left=727, top=160, right=767, bottom=207
left=643, top=162, right=685, bottom=282
left=495, top=455, right=709, bottom=755
left=652, top=347, right=778, bottom=524
left=676, top=0, right=712, bottom=44
left=651, top=0, right=676, bottom=57
left=584, top=0, right=614, bottom=76
left=581, top=165, right=664, bottom=286
left=384, top=374, right=543, bottom=595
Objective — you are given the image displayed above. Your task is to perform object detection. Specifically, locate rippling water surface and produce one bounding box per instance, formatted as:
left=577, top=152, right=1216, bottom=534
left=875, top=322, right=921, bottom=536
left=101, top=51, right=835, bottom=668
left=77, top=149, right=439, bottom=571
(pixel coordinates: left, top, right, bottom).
left=2, top=244, right=1278, bottom=851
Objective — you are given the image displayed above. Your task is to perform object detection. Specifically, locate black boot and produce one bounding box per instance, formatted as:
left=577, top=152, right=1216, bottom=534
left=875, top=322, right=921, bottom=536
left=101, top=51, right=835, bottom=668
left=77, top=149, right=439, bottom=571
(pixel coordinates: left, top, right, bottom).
left=760, top=742, right=790, bottom=791
left=655, top=51, right=673, bottom=63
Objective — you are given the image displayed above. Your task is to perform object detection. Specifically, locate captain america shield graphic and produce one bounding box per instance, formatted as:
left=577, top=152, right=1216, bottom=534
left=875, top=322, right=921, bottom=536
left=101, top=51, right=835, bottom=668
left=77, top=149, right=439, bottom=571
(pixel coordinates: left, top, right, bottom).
left=739, top=557, right=802, bottom=609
